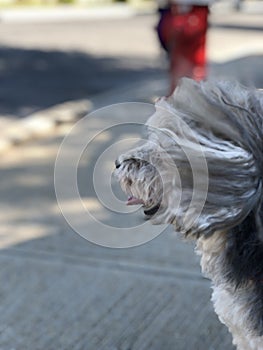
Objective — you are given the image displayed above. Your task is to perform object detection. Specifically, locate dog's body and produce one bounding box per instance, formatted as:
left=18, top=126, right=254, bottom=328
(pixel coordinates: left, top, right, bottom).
left=115, top=78, right=263, bottom=349
left=198, top=233, right=263, bottom=349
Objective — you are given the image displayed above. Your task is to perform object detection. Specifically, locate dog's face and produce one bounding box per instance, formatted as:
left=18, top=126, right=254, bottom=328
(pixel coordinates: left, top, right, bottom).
left=115, top=79, right=263, bottom=238
left=115, top=94, right=212, bottom=232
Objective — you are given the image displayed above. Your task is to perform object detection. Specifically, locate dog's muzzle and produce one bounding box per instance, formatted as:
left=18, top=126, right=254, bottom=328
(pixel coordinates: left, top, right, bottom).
left=115, top=157, right=162, bottom=218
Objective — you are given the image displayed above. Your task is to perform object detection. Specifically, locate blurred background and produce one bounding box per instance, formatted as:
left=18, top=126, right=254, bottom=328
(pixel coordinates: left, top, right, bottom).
left=0, top=0, right=262, bottom=349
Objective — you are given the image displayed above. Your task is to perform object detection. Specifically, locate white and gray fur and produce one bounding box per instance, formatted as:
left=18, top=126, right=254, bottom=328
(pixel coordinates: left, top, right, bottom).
left=115, top=78, right=263, bottom=350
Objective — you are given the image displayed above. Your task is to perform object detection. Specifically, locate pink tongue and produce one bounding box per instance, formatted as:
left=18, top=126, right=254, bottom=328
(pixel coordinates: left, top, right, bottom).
left=126, top=196, right=144, bottom=206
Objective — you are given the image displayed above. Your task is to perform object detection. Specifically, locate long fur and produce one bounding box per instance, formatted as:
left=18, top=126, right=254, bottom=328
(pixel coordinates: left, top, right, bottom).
left=115, top=78, right=263, bottom=349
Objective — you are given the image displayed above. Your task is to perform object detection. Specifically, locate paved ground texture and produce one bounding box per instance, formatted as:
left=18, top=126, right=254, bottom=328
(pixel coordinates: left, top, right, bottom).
left=0, top=115, right=234, bottom=350
left=0, top=2, right=263, bottom=350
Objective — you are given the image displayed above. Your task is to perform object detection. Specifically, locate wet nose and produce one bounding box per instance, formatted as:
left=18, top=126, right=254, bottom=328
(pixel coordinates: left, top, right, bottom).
left=115, top=159, right=121, bottom=169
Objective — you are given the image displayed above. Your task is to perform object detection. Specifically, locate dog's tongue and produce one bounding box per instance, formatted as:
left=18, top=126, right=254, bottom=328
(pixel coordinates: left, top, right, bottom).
left=127, top=196, right=144, bottom=206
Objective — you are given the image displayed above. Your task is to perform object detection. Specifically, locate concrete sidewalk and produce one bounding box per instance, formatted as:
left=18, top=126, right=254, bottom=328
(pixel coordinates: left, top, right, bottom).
left=0, top=68, right=238, bottom=350
left=0, top=75, right=235, bottom=350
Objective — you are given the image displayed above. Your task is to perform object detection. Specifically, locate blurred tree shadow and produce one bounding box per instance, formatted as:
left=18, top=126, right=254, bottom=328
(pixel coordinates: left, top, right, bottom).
left=0, top=46, right=164, bottom=118
left=0, top=46, right=262, bottom=119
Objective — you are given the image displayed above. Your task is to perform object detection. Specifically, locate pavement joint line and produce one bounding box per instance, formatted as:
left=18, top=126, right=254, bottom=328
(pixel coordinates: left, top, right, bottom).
left=0, top=247, right=205, bottom=282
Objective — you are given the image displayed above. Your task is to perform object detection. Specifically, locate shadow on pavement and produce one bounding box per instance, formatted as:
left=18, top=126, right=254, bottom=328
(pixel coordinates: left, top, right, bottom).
left=1, top=45, right=262, bottom=121
left=212, top=23, right=263, bottom=32
left=0, top=48, right=262, bottom=349
left=0, top=46, right=164, bottom=118
left=210, top=54, right=263, bottom=88
left=0, top=129, right=234, bottom=349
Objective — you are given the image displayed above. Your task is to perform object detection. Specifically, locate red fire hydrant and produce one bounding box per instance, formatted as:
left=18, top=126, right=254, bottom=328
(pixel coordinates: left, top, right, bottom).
left=157, top=2, right=210, bottom=94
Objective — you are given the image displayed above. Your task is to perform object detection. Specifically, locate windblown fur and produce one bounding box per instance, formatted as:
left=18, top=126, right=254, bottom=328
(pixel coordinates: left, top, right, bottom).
left=115, top=78, right=263, bottom=349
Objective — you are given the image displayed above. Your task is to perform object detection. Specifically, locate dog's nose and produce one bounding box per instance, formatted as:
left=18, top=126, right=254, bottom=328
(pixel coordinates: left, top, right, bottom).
left=115, top=159, right=121, bottom=169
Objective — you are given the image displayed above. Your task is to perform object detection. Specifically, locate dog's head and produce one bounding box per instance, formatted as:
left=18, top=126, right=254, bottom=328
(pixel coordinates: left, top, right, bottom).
left=115, top=78, right=263, bottom=238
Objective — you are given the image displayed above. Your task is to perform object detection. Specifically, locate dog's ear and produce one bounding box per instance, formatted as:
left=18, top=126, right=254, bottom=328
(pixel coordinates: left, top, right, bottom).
left=151, top=79, right=263, bottom=237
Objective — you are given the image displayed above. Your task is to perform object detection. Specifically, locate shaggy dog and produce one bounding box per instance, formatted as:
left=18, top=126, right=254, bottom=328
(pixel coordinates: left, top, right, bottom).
left=115, top=78, right=263, bottom=350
